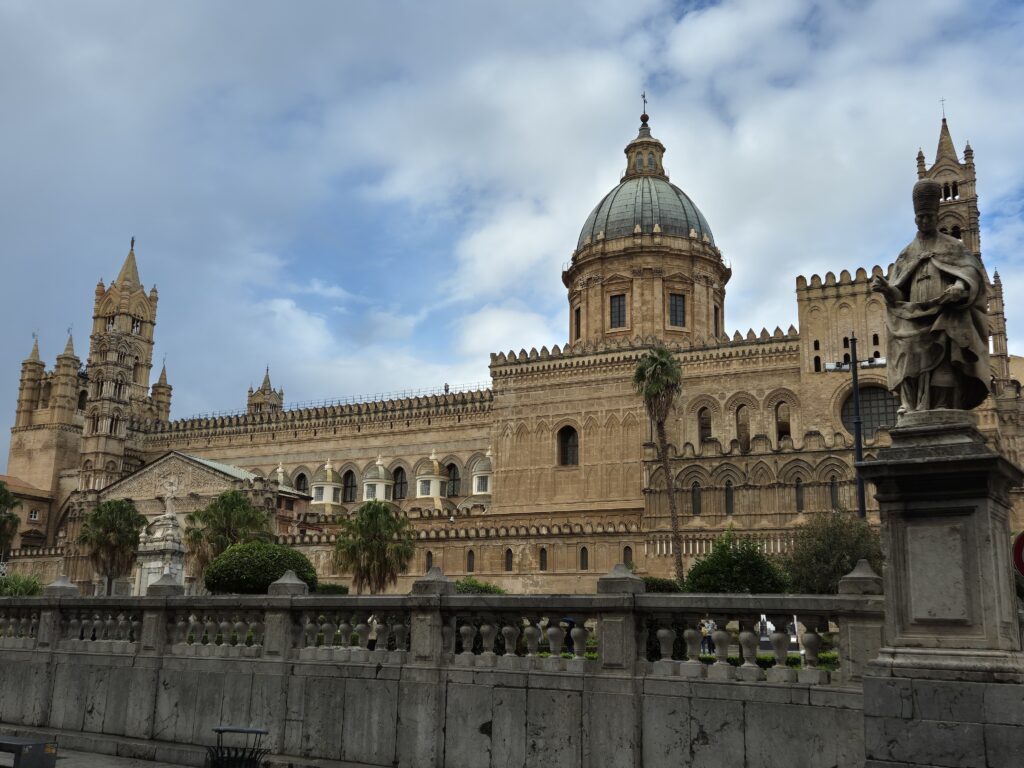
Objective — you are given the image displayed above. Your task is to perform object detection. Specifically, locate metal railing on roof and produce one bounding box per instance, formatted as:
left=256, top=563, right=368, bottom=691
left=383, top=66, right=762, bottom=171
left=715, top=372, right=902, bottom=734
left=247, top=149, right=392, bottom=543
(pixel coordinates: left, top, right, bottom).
left=182, top=381, right=492, bottom=421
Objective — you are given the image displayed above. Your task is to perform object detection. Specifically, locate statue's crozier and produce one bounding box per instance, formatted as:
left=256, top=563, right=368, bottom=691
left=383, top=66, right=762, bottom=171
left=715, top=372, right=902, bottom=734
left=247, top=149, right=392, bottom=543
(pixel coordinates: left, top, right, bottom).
left=871, top=178, right=990, bottom=413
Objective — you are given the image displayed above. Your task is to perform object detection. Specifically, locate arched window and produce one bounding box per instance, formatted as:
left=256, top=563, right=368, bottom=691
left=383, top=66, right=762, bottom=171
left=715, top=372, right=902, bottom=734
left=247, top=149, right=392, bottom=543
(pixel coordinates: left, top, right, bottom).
left=697, top=408, right=712, bottom=443
left=446, top=464, right=461, bottom=497
left=830, top=475, right=840, bottom=511
left=109, top=414, right=120, bottom=435
left=294, top=473, right=309, bottom=493
left=775, top=402, right=791, bottom=442
left=504, top=548, right=513, bottom=572
left=725, top=479, right=735, bottom=515
left=467, top=549, right=475, bottom=573
left=813, top=340, right=820, bottom=350
left=539, top=547, right=548, bottom=571
left=814, top=356, right=822, bottom=372
left=691, top=482, right=702, bottom=516
left=952, top=225, right=961, bottom=239
left=843, top=353, right=851, bottom=365
left=393, top=467, right=407, bottom=500
left=873, top=350, right=881, bottom=359
left=426, top=551, right=433, bottom=571
left=872, top=333, right=880, bottom=346
left=342, top=471, right=357, bottom=503
left=795, top=478, right=805, bottom=513
left=623, top=546, right=633, bottom=566
left=113, top=378, right=125, bottom=400
left=77, top=390, right=87, bottom=411
left=943, top=182, right=951, bottom=200
left=647, top=152, right=655, bottom=169
left=90, top=413, right=100, bottom=434
left=735, top=405, right=751, bottom=453
left=131, top=318, right=142, bottom=334
left=952, top=181, right=959, bottom=199
left=579, top=546, right=589, bottom=571
left=558, top=425, right=579, bottom=466
left=843, top=337, right=850, bottom=349
left=105, top=316, right=115, bottom=331
left=635, top=153, right=642, bottom=171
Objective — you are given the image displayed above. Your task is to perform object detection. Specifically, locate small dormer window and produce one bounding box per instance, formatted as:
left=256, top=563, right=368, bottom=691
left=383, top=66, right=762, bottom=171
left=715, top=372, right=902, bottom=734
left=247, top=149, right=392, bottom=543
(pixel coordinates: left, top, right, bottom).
left=365, top=484, right=377, bottom=500
left=476, top=475, right=489, bottom=493
left=332, top=487, right=340, bottom=503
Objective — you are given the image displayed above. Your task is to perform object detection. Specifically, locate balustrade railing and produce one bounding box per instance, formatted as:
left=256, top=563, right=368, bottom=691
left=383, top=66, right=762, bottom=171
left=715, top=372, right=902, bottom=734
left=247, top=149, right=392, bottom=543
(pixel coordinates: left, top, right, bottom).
left=0, top=569, right=884, bottom=688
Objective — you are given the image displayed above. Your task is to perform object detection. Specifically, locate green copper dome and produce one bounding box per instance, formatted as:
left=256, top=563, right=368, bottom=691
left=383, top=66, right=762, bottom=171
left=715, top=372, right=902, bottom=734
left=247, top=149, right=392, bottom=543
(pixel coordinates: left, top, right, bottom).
left=577, top=175, right=715, bottom=250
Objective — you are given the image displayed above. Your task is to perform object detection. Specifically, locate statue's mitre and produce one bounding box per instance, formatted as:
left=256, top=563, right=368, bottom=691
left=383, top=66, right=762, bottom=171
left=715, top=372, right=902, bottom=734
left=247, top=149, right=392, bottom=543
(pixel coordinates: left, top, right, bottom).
left=912, top=178, right=942, bottom=212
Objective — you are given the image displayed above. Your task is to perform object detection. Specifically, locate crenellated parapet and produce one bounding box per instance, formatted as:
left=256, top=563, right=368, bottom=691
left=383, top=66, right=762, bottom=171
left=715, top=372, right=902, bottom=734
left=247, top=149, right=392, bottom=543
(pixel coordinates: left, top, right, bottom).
left=144, top=388, right=494, bottom=444
left=796, top=265, right=886, bottom=295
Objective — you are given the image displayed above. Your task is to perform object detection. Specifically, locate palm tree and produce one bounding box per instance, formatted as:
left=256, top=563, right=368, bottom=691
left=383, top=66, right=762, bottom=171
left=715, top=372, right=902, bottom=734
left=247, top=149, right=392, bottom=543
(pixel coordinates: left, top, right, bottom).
left=333, top=500, right=415, bottom=594
left=633, top=345, right=685, bottom=583
left=77, top=499, right=149, bottom=596
left=184, top=490, right=271, bottom=575
left=0, top=480, right=21, bottom=562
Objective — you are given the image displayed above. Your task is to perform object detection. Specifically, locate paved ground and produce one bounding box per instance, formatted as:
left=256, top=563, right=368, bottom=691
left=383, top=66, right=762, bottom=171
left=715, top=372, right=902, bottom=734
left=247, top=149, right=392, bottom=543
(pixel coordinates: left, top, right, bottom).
left=0, top=748, right=185, bottom=767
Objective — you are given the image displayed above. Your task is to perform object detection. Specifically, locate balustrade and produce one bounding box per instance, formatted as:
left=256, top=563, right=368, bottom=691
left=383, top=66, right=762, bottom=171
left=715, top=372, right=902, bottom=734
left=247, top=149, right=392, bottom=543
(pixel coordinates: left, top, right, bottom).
left=0, top=606, right=39, bottom=649
left=169, top=607, right=266, bottom=658
left=289, top=597, right=411, bottom=663
left=59, top=605, right=141, bottom=652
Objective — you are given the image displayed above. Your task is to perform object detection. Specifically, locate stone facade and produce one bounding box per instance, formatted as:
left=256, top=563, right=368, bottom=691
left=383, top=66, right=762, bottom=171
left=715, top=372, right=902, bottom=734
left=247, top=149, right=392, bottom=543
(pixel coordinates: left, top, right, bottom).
left=5, top=115, right=1024, bottom=593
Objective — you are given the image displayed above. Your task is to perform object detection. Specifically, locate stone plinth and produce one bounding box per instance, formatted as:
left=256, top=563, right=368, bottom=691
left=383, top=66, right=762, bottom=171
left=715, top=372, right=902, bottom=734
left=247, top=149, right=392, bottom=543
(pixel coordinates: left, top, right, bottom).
left=859, top=409, right=1024, bottom=768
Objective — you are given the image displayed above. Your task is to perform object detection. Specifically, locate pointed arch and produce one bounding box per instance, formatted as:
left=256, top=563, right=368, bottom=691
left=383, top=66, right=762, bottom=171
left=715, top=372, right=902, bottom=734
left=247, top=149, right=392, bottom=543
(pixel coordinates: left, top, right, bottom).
left=748, top=461, right=775, bottom=486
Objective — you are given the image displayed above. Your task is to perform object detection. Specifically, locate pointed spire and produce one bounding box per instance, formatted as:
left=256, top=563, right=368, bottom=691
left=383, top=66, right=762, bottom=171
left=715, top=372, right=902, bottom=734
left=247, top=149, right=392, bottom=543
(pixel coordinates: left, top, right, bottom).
left=62, top=333, right=75, bottom=357
left=261, top=366, right=272, bottom=391
left=934, top=117, right=959, bottom=165
left=916, top=148, right=927, bottom=178
left=27, top=336, right=40, bottom=362
left=116, top=238, right=141, bottom=286
left=157, top=363, right=168, bottom=386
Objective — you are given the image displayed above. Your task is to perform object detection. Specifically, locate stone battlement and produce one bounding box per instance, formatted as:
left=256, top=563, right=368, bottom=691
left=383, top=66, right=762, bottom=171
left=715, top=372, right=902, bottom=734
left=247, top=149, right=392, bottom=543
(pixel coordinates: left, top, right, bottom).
left=796, top=265, right=887, bottom=292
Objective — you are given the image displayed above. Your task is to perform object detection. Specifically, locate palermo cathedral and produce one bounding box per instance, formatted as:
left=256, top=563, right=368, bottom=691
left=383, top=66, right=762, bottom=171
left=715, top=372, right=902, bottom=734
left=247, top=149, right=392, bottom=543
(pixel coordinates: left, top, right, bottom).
left=5, top=114, right=1023, bottom=594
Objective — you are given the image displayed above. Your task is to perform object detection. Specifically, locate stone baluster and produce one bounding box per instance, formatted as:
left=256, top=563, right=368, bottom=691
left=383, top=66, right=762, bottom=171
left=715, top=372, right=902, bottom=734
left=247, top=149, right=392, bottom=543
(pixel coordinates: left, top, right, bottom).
left=102, top=612, right=115, bottom=640
left=187, top=614, right=201, bottom=645
left=374, top=618, right=391, bottom=653
left=501, top=618, right=521, bottom=657
left=248, top=614, right=265, bottom=649
left=523, top=623, right=542, bottom=656
left=130, top=615, right=141, bottom=643
left=91, top=613, right=104, bottom=642
left=218, top=616, right=232, bottom=646
left=708, top=616, right=735, bottom=681
left=116, top=613, right=129, bottom=641
left=301, top=614, right=317, bottom=648
left=456, top=623, right=477, bottom=667
left=798, top=616, right=829, bottom=685
left=391, top=620, right=408, bottom=652
left=570, top=625, right=589, bottom=659
left=653, top=616, right=678, bottom=676
left=354, top=617, right=371, bottom=649
left=766, top=613, right=796, bottom=683
left=203, top=616, right=217, bottom=645
left=337, top=615, right=353, bottom=648
left=680, top=617, right=705, bottom=678
left=20, top=615, right=31, bottom=640
left=441, top=621, right=455, bottom=656
left=233, top=616, right=247, bottom=646
left=321, top=616, right=338, bottom=648
left=737, top=616, right=765, bottom=682
left=0, top=615, right=8, bottom=638
left=544, top=622, right=566, bottom=671
left=479, top=621, right=497, bottom=656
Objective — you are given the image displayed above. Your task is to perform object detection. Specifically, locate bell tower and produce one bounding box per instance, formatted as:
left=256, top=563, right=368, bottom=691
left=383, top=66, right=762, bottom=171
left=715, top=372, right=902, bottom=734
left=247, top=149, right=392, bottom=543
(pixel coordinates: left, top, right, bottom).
left=80, top=240, right=161, bottom=490
left=916, top=117, right=980, bottom=257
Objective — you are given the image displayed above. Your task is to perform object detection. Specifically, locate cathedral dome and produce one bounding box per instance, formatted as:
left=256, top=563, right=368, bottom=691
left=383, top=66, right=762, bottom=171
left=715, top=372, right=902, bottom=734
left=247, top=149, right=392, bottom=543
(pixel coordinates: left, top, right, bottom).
left=576, top=114, right=714, bottom=251
left=577, top=175, right=714, bottom=250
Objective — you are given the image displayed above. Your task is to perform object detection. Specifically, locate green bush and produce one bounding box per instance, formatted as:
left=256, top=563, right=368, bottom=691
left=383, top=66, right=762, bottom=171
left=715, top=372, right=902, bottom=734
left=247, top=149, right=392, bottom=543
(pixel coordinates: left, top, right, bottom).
left=314, top=582, right=350, bottom=595
left=785, top=512, right=883, bottom=594
left=455, top=576, right=506, bottom=594
left=204, top=540, right=317, bottom=594
left=642, top=576, right=684, bottom=593
left=684, top=529, right=788, bottom=593
left=0, top=573, right=42, bottom=597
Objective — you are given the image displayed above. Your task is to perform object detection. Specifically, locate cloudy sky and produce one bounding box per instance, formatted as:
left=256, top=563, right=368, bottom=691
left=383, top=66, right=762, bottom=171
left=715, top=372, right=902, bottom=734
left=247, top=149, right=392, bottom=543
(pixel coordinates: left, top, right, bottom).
left=2, top=0, right=1023, bottom=472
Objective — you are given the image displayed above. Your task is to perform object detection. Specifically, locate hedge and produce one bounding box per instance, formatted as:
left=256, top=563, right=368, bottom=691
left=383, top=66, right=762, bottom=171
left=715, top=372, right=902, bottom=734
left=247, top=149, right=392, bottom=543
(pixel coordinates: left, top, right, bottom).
left=204, top=540, right=318, bottom=594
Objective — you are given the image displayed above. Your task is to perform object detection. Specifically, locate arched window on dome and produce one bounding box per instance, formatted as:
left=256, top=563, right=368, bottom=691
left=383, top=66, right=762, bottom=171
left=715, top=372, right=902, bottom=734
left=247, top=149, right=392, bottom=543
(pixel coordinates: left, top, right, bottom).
left=635, top=153, right=642, bottom=171
left=342, top=471, right=357, bottom=503
left=647, top=152, right=655, bottom=169
left=697, top=408, right=712, bottom=443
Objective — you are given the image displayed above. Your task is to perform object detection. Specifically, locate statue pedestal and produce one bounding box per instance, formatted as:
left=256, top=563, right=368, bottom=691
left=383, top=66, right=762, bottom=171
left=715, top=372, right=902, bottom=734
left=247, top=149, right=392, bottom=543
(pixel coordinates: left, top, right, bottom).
left=859, top=410, right=1024, bottom=767
left=135, top=511, right=186, bottom=596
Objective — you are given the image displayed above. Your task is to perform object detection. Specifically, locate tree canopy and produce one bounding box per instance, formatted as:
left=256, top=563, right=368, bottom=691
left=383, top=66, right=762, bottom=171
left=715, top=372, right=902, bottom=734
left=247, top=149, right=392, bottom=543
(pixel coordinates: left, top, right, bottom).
left=77, top=499, right=149, bottom=595
left=785, top=512, right=883, bottom=594
left=0, top=480, right=21, bottom=559
left=633, top=345, right=685, bottom=582
left=685, top=528, right=788, bottom=594
left=333, top=500, right=415, bottom=595
left=184, top=490, right=272, bottom=574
